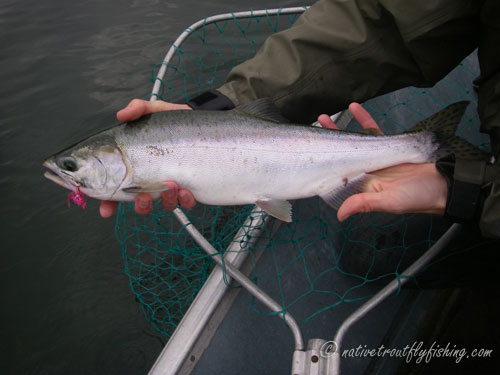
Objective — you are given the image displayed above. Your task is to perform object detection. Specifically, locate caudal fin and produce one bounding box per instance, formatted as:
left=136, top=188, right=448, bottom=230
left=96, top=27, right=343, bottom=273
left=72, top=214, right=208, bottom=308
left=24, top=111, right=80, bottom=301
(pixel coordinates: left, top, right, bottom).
left=409, top=101, right=487, bottom=160
left=408, top=101, right=469, bottom=135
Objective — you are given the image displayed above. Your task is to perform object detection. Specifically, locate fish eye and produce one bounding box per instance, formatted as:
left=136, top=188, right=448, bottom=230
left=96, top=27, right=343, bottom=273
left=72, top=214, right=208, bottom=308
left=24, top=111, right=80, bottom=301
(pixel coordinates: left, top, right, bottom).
left=60, top=157, right=78, bottom=172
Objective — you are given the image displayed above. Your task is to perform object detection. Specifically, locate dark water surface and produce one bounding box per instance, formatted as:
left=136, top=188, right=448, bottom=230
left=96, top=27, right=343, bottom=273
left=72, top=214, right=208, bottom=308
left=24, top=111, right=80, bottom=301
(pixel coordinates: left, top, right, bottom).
left=0, top=1, right=303, bottom=373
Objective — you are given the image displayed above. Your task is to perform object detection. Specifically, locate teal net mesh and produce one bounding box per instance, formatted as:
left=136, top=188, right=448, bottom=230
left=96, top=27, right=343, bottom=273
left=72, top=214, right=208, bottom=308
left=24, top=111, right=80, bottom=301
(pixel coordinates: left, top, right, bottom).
left=115, top=8, right=489, bottom=338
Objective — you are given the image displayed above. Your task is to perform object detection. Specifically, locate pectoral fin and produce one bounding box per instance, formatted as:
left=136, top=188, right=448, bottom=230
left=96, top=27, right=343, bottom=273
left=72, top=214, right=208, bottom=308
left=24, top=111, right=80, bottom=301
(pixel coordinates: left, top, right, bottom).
left=122, top=182, right=169, bottom=194
left=320, top=174, right=372, bottom=210
left=256, top=199, right=292, bottom=222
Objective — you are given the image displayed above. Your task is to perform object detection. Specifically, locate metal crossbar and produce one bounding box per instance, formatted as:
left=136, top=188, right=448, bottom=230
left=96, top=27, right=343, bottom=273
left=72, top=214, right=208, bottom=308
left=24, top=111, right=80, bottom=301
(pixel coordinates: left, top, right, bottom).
left=151, top=7, right=309, bottom=100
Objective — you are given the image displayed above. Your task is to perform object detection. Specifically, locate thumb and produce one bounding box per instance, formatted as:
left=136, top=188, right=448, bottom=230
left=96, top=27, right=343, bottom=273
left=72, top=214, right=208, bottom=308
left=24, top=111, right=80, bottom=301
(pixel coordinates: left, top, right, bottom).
left=337, top=192, right=389, bottom=222
left=117, top=99, right=148, bottom=122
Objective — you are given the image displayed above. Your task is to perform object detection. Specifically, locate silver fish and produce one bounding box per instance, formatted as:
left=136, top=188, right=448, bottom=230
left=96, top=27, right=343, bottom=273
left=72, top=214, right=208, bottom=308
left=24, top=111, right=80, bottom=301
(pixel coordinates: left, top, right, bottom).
left=43, top=100, right=470, bottom=221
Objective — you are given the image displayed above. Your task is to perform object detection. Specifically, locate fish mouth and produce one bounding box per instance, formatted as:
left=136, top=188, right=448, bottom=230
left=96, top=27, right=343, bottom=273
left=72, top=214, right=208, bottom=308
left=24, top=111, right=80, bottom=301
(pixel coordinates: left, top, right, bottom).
left=43, top=160, right=78, bottom=192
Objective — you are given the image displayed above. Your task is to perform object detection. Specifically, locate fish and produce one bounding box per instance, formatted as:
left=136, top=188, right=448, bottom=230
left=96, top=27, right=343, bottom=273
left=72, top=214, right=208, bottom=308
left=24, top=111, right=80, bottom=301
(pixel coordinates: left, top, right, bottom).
left=43, top=99, right=475, bottom=221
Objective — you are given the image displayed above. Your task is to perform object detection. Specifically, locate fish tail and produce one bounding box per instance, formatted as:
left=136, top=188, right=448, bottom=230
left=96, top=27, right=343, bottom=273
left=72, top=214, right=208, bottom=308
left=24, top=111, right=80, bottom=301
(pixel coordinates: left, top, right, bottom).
left=408, top=101, right=468, bottom=135
left=407, top=101, right=484, bottom=161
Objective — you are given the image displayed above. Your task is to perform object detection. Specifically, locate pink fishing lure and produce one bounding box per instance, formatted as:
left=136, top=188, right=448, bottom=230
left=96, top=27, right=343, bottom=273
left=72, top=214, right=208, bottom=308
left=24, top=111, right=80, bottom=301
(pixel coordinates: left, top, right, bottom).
left=67, top=189, right=86, bottom=209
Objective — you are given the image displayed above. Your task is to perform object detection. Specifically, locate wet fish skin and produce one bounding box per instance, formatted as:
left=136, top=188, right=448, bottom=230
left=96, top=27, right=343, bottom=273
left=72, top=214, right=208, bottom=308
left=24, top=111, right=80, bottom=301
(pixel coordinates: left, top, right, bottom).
left=43, top=101, right=468, bottom=221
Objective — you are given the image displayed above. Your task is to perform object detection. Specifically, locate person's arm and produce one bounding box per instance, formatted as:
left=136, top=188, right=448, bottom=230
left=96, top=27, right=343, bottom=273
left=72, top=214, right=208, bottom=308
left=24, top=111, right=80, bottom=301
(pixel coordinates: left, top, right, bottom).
left=443, top=0, right=500, bottom=237
left=216, top=0, right=481, bottom=122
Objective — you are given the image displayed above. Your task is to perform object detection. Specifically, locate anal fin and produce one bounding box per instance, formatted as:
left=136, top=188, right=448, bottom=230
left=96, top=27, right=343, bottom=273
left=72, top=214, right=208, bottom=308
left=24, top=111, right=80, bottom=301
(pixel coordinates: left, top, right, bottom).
left=320, top=174, right=372, bottom=210
left=256, top=199, right=292, bottom=222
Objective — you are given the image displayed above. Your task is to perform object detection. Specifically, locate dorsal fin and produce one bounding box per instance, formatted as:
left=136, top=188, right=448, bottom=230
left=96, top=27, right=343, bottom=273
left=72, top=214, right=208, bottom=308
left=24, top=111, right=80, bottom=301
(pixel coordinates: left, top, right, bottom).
left=235, top=98, right=289, bottom=123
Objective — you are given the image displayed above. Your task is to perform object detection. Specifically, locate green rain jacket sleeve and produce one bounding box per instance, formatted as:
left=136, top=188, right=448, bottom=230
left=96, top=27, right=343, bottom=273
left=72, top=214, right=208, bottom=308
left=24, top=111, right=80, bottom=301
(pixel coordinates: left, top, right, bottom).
left=216, top=0, right=500, bottom=237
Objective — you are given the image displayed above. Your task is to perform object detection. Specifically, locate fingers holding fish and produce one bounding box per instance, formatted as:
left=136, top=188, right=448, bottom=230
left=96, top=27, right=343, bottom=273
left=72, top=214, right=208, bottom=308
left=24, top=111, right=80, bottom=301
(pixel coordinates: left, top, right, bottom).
left=317, top=102, right=383, bottom=135
left=98, top=182, right=196, bottom=218
left=99, top=200, right=119, bottom=218
left=134, top=193, right=153, bottom=215
left=98, top=196, right=150, bottom=217
left=161, top=182, right=196, bottom=212
left=317, top=114, right=339, bottom=129
left=161, top=181, right=179, bottom=211
left=337, top=191, right=386, bottom=222
left=178, top=190, right=196, bottom=210
left=348, top=102, right=384, bottom=135
left=116, top=99, right=191, bottom=122
left=337, top=163, right=448, bottom=221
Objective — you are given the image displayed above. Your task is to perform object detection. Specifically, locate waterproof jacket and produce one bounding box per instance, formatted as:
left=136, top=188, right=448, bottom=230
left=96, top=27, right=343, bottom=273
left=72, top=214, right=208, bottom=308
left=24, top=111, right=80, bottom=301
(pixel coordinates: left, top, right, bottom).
left=192, top=0, right=500, bottom=238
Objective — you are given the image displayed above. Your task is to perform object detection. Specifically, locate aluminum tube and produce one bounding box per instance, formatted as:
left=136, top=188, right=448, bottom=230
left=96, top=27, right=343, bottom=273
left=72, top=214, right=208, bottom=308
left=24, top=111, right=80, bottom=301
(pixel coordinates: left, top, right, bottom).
left=148, top=207, right=268, bottom=375
left=331, top=223, right=462, bottom=374
left=151, top=7, right=308, bottom=97
left=174, top=208, right=305, bottom=351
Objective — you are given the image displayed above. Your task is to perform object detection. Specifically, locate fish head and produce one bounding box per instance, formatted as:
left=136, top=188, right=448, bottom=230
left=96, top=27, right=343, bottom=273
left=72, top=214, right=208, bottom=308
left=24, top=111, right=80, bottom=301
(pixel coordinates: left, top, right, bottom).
left=43, top=135, right=127, bottom=200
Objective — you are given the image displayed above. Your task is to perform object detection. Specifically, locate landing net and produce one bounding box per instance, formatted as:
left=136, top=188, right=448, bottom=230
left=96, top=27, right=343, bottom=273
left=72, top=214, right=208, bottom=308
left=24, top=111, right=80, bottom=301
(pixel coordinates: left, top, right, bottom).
left=114, top=8, right=488, bottom=338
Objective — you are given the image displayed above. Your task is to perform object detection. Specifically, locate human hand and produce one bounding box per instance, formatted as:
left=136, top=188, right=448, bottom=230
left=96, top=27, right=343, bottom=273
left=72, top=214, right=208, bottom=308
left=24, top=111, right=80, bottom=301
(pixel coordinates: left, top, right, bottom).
left=116, top=98, right=191, bottom=122
left=100, top=99, right=196, bottom=218
left=317, top=103, right=447, bottom=221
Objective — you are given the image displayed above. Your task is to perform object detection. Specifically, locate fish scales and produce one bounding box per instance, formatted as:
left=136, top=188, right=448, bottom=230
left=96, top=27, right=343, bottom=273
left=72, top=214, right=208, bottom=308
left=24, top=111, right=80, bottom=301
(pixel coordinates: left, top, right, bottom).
left=110, top=110, right=433, bottom=204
